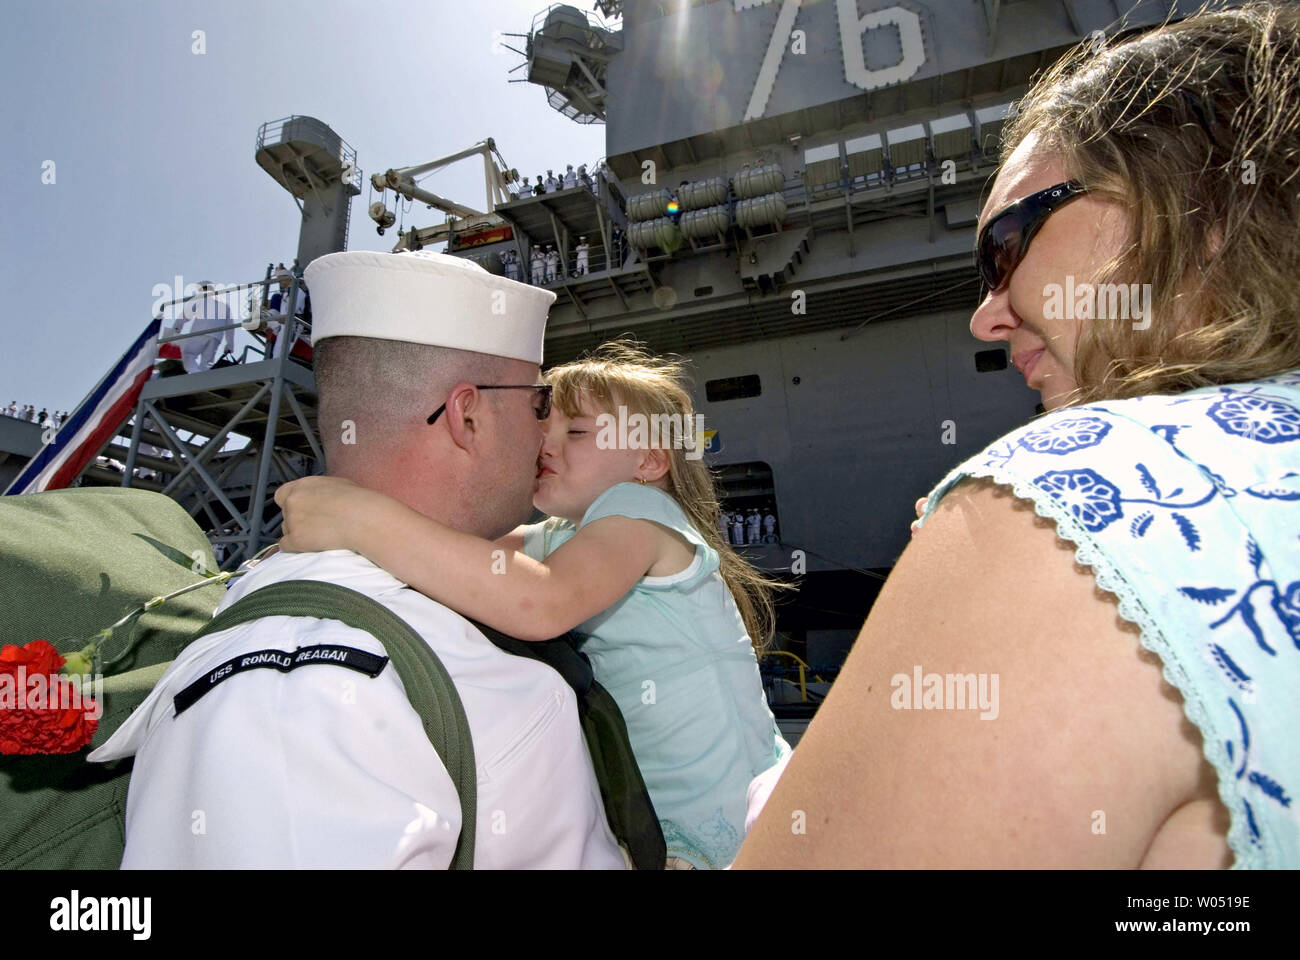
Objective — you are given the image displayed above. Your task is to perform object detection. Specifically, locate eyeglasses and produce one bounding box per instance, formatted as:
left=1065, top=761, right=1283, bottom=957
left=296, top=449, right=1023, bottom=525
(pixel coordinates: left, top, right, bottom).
left=975, top=180, right=1089, bottom=293
left=426, top=384, right=553, bottom=425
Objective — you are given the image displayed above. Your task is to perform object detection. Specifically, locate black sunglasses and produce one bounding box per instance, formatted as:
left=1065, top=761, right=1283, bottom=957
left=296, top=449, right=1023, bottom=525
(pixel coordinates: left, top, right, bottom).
left=427, top=384, right=553, bottom=425
left=976, top=180, right=1088, bottom=293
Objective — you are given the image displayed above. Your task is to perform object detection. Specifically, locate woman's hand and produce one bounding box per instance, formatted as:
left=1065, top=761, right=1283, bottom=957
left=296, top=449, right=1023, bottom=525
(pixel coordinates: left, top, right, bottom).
left=910, top=496, right=928, bottom=538
left=274, top=475, right=381, bottom=554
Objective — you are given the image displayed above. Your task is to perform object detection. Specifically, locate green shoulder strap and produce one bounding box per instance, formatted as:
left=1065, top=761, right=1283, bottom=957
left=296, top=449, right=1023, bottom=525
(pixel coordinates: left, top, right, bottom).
left=187, top=579, right=476, bottom=870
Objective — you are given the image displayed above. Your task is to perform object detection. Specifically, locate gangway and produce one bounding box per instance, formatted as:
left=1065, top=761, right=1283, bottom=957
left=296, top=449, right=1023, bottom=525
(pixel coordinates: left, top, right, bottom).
left=50, top=269, right=324, bottom=571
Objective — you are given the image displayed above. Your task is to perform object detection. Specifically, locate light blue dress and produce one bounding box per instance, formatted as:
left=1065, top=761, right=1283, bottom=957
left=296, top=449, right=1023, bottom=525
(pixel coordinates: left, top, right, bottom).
left=918, top=369, right=1300, bottom=867
left=523, top=482, right=790, bottom=868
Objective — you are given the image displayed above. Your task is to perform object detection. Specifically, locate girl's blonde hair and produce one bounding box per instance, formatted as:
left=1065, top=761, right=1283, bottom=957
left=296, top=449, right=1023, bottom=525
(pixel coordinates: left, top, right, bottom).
left=999, top=1, right=1300, bottom=405
left=544, top=338, right=795, bottom=650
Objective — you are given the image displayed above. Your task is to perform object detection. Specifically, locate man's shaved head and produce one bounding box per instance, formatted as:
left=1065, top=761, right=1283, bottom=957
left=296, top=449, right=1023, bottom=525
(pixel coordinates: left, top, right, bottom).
left=315, top=336, right=515, bottom=470
left=312, top=335, right=543, bottom=538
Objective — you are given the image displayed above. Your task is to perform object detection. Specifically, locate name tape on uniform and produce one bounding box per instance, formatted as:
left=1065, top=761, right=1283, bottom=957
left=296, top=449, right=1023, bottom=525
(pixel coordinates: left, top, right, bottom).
left=174, top=644, right=390, bottom=715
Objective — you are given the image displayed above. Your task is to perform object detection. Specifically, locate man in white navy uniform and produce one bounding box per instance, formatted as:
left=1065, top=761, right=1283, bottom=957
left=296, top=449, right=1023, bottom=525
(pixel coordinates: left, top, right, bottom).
left=89, top=250, right=627, bottom=869
left=178, top=282, right=233, bottom=373
left=530, top=245, right=546, bottom=286
left=575, top=236, right=589, bottom=276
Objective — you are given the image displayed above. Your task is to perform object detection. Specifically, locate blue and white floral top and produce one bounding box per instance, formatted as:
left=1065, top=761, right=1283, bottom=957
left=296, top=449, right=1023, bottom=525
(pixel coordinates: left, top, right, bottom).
left=918, top=369, right=1300, bottom=868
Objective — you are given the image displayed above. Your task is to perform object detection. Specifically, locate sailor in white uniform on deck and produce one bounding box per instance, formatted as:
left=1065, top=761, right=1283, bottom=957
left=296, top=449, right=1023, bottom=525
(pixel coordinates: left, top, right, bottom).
left=178, top=282, right=233, bottom=372
left=545, top=244, right=559, bottom=283
left=89, top=250, right=626, bottom=870
left=575, top=236, right=589, bottom=276
left=530, top=246, right=546, bottom=285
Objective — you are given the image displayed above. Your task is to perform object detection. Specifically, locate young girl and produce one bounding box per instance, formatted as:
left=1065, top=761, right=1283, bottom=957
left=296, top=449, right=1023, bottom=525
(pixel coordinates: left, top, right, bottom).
left=276, top=339, right=793, bottom=869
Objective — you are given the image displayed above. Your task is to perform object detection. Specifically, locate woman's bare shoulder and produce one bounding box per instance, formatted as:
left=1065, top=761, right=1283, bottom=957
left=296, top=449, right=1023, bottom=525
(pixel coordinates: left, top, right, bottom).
left=735, top=475, right=1224, bottom=867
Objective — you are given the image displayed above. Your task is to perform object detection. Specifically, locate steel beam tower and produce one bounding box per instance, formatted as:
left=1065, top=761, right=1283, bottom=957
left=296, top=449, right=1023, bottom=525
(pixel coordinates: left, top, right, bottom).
left=118, top=293, right=322, bottom=570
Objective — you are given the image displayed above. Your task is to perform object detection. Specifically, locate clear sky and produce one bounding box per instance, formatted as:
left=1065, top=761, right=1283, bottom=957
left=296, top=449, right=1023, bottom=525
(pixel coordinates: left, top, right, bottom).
left=0, top=0, right=610, bottom=417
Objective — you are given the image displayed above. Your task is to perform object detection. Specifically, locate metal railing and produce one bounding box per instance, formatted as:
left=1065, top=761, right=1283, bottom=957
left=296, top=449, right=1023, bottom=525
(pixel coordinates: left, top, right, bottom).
left=760, top=650, right=815, bottom=702
left=257, top=115, right=362, bottom=193
left=154, top=275, right=301, bottom=346
left=529, top=2, right=616, bottom=37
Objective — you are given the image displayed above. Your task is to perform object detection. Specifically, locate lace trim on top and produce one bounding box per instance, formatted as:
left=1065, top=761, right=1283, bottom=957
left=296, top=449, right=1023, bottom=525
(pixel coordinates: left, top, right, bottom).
left=923, top=467, right=1257, bottom=868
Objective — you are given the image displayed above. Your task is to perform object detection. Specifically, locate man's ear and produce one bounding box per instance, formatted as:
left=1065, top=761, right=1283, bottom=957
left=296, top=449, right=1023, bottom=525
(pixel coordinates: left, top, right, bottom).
left=638, top=447, right=671, bottom=483
left=442, top=382, right=483, bottom=452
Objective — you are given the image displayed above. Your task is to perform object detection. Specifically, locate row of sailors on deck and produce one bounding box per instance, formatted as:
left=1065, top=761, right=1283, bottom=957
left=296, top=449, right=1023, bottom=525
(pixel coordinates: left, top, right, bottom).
left=500, top=237, right=596, bottom=285
left=500, top=225, right=626, bottom=286
left=515, top=162, right=606, bottom=199
left=2, top=404, right=67, bottom=428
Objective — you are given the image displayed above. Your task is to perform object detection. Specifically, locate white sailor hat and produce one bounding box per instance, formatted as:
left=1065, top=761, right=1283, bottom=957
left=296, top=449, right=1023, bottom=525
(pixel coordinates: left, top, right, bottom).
left=304, top=250, right=557, bottom=365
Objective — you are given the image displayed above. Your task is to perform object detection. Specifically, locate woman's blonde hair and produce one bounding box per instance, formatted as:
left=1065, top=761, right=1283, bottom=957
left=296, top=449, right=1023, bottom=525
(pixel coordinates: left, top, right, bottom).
left=544, top=338, right=794, bottom=650
left=1000, top=1, right=1300, bottom=405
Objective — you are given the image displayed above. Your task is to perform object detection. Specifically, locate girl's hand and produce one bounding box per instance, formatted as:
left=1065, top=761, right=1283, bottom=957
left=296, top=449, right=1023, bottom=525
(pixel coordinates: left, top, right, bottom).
left=274, top=475, right=378, bottom=554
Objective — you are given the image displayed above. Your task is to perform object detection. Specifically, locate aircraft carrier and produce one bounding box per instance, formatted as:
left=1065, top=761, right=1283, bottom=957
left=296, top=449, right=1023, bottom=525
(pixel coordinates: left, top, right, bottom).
left=0, top=0, right=1237, bottom=717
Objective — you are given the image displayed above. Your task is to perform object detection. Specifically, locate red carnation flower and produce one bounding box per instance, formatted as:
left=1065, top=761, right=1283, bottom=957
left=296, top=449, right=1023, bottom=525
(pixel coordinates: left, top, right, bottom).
left=0, top=640, right=100, bottom=755
left=0, top=639, right=62, bottom=676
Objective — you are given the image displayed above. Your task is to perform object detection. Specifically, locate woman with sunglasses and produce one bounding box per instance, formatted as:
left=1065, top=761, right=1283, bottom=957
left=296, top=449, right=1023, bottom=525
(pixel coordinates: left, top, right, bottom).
left=737, top=2, right=1300, bottom=869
